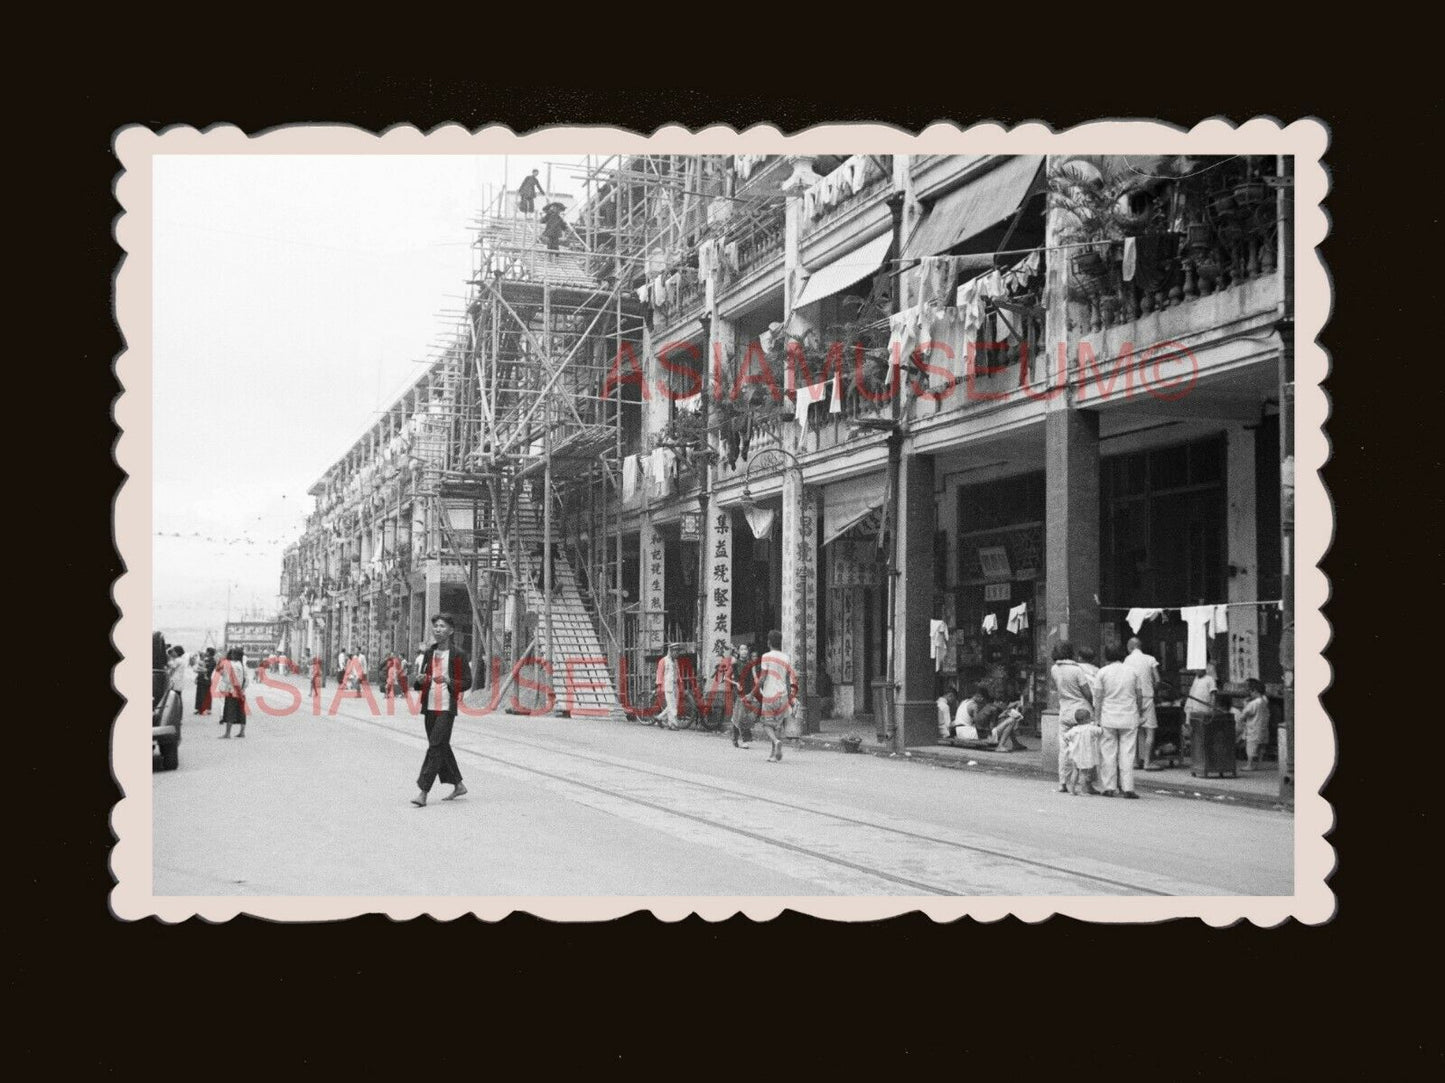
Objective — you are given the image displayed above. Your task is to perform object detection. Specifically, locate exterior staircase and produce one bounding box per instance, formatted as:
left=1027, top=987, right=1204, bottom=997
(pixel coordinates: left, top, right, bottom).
left=510, top=495, right=626, bottom=722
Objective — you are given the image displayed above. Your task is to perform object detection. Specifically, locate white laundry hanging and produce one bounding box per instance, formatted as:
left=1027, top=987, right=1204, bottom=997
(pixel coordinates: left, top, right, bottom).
left=1125, top=607, right=1163, bottom=635
left=1007, top=602, right=1029, bottom=635
left=981, top=613, right=999, bottom=635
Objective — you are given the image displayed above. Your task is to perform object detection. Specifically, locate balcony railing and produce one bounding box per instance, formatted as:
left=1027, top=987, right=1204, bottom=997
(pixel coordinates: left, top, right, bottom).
left=1060, top=156, right=1279, bottom=333
left=732, top=217, right=785, bottom=279
left=802, top=154, right=893, bottom=234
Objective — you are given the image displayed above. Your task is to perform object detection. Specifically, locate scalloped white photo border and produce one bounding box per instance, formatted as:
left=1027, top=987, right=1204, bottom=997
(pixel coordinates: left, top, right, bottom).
left=111, top=119, right=1332, bottom=924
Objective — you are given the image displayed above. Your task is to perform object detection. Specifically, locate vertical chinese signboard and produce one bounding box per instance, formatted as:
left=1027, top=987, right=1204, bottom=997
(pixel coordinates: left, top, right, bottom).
left=641, top=516, right=666, bottom=652
left=703, top=505, right=732, bottom=668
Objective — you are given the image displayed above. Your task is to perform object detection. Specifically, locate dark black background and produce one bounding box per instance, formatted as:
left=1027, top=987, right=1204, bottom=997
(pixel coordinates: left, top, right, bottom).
left=34, top=72, right=1426, bottom=1072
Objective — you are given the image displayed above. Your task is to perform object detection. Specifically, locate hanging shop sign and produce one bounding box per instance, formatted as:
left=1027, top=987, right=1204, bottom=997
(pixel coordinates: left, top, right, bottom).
left=680, top=512, right=702, bottom=542
left=978, top=545, right=1012, bottom=580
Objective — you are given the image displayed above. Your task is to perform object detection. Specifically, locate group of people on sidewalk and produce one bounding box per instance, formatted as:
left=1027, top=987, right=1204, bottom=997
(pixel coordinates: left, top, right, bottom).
left=654, top=631, right=798, bottom=763
left=937, top=685, right=1029, bottom=753
left=1050, top=636, right=1173, bottom=798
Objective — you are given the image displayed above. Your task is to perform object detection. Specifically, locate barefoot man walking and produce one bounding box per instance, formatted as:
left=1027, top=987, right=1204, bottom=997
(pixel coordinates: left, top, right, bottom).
left=410, top=613, right=472, bottom=808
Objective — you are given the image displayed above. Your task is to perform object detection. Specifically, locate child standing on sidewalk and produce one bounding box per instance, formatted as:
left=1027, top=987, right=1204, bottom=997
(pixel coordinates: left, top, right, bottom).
left=1063, top=706, right=1102, bottom=795
left=1234, top=678, right=1271, bottom=771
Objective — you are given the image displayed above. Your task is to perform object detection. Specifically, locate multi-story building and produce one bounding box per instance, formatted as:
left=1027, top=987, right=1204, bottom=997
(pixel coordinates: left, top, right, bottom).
left=282, top=152, right=1291, bottom=769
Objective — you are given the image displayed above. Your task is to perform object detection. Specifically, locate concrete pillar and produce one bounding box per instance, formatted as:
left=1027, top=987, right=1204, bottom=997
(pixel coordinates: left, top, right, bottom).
left=781, top=468, right=820, bottom=734
left=1041, top=405, right=1101, bottom=767
left=895, top=453, right=938, bottom=747
left=424, top=559, right=442, bottom=628
left=1226, top=423, right=1261, bottom=682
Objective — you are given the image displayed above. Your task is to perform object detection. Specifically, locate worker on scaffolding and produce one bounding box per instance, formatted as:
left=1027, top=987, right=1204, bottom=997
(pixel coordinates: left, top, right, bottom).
left=539, top=201, right=568, bottom=253
left=517, top=169, right=545, bottom=215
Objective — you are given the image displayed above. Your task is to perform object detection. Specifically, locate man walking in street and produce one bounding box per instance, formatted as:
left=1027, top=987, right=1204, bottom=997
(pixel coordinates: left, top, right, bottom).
left=757, top=629, right=797, bottom=763
left=1124, top=636, right=1161, bottom=771
left=410, top=613, right=472, bottom=808
left=1091, top=642, right=1145, bottom=799
left=655, top=642, right=682, bottom=730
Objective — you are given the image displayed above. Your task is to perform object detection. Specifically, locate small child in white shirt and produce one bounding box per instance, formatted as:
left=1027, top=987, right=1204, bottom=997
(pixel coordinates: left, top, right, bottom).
left=1063, top=706, right=1103, bottom=795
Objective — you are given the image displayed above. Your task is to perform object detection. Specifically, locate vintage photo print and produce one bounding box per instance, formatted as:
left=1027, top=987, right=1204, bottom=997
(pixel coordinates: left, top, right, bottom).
left=114, top=120, right=1330, bottom=922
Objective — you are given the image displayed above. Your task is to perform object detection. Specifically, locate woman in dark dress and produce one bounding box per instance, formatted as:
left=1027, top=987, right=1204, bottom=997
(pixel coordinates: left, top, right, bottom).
left=216, top=647, right=249, bottom=739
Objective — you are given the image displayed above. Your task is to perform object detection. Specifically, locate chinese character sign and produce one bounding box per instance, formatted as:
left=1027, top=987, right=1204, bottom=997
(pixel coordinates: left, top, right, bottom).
left=703, top=503, right=732, bottom=665
left=641, top=516, right=666, bottom=652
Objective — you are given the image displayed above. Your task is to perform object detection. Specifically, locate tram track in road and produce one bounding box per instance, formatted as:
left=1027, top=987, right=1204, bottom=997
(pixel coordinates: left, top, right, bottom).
left=339, top=703, right=1178, bottom=897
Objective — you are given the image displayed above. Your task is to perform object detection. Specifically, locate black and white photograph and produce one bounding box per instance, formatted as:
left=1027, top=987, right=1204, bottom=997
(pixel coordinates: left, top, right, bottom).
left=116, top=123, right=1331, bottom=920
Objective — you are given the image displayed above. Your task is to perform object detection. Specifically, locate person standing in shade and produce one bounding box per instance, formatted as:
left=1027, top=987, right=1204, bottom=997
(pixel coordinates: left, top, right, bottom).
left=757, top=629, right=797, bottom=763
left=1183, top=661, right=1219, bottom=756
left=655, top=643, right=682, bottom=730
left=1050, top=642, right=1095, bottom=793
left=1234, top=678, right=1272, bottom=771
left=336, top=646, right=349, bottom=688
left=517, top=169, right=545, bottom=215
left=1091, top=642, right=1144, bottom=798
left=410, top=613, right=472, bottom=807
left=1124, top=636, right=1161, bottom=771
left=194, top=647, right=216, bottom=715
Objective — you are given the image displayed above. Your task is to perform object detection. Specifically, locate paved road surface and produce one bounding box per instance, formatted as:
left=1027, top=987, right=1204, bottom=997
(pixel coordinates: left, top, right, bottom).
left=153, top=676, right=1292, bottom=897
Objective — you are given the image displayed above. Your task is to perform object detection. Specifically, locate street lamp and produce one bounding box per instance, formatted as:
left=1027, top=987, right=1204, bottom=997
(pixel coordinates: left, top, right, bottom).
left=739, top=445, right=810, bottom=736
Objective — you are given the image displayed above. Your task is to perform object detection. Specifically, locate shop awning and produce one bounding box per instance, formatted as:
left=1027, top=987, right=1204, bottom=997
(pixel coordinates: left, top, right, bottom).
left=902, top=156, right=1046, bottom=260
left=823, top=472, right=889, bottom=548
left=793, top=231, right=894, bottom=310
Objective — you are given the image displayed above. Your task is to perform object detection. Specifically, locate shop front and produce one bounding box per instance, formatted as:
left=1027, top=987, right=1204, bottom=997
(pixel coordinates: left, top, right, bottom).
left=1097, top=429, right=1284, bottom=766
left=819, top=472, right=889, bottom=729
left=951, top=470, right=1049, bottom=733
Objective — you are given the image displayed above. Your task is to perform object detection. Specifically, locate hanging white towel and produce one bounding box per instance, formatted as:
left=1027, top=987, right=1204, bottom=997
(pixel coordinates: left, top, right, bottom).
left=830, top=368, right=844, bottom=414
left=796, top=379, right=829, bottom=432
left=1179, top=605, right=1213, bottom=671
left=889, top=306, right=920, bottom=368
left=1007, top=602, right=1029, bottom=635
left=1122, top=236, right=1138, bottom=282
left=930, top=619, right=951, bottom=672
left=622, top=455, right=640, bottom=502
left=1211, top=604, right=1229, bottom=635
left=723, top=241, right=740, bottom=274
left=1125, top=607, right=1163, bottom=635
left=981, top=613, right=998, bottom=635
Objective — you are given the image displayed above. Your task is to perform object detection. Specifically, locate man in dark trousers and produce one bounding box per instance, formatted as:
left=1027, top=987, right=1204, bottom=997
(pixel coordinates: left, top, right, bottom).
left=517, top=169, right=545, bottom=215
left=410, top=613, right=472, bottom=807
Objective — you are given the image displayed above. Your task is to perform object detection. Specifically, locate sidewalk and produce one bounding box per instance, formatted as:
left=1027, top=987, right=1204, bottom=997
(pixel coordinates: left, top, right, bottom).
left=800, top=717, right=1291, bottom=811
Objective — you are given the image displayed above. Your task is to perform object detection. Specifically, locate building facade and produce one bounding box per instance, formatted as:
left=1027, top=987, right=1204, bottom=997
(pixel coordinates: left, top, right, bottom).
left=283, top=153, right=1291, bottom=760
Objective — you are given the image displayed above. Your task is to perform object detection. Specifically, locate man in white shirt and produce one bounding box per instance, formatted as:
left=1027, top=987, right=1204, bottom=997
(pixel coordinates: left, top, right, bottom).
left=757, top=629, right=796, bottom=762
left=1123, top=636, right=1161, bottom=771
left=952, top=689, right=992, bottom=741
left=655, top=643, right=681, bottom=730
left=1090, top=642, right=1144, bottom=798
left=1050, top=642, right=1094, bottom=793
left=936, top=686, right=959, bottom=739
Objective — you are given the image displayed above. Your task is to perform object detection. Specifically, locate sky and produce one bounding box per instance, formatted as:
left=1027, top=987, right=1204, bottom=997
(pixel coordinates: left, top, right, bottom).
left=152, top=153, right=589, bottom=647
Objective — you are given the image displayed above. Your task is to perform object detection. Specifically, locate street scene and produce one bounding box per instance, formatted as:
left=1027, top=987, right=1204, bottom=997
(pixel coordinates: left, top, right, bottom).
left=149, top=146, right=1299, bottom=902
left=154, top=672, right=1290, bottom=896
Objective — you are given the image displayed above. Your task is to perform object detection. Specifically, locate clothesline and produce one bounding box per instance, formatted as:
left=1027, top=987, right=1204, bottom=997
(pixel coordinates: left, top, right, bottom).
left=1099, top=600, right=1282, bottom=612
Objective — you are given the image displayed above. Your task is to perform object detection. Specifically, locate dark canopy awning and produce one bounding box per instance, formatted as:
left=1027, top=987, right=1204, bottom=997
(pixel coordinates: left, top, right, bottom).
left=902, top=156, right=1046, bottom=260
